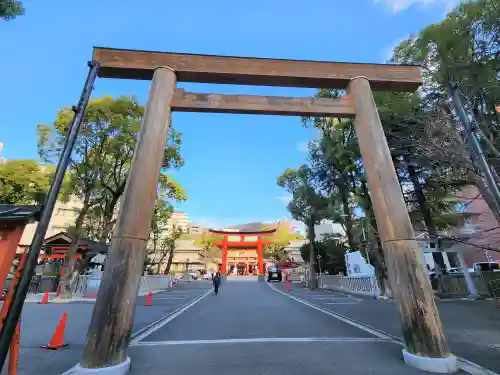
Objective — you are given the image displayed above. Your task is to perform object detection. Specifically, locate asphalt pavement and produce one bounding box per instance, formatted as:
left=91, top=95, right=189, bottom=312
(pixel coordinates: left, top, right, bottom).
left=3, top=281, right=213, bottom=375
left=128, top=281, right=431, bottom=375
left=7, top=280, right=496, bottom=374
left=273, top=282, right=500, bottom=374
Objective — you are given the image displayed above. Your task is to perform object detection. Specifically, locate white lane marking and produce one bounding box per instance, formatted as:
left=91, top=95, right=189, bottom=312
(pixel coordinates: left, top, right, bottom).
left=324, top=302, right=360, bottom=305
left=348, top=295, right=362, bottom=302
left=268, top=282, right=398, bottom=340
left=268, top=283, right=499, bottom=375
left=130, top=288, right=213, bottom=345
left=141, top=297, right=187, bottom=300
left=312, top=297, right=353, bottom=300
left=133, top=337, right=393, bottom=347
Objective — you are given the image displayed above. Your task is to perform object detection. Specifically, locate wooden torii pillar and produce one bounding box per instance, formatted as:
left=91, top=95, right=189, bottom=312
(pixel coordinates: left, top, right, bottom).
left=77, top=66, right=177, bottom=373
left=221, top=236, right=228, bottom=275
left=348, top=77, right=456, bottom=372
left=73, top=48, right=457, bottom=374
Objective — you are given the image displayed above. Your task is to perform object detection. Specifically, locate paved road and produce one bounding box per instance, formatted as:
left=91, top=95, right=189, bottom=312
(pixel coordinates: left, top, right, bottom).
left=4, top=282, right=213, bottom=375
left=8, top=280, right=497, bottom=374
left=128, top=281, right=429, bottom=375
left=273, top=282, right=500, bottom=374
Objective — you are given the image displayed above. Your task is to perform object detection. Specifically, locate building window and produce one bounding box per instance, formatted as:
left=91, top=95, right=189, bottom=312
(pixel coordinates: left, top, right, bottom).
left=52, top=225, right=70, bottom=232
left=56, top=208, right=78, bottom=217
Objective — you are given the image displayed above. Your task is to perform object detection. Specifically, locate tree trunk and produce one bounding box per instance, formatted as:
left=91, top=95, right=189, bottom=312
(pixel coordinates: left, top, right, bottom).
left=164, top=249, right=175, bottom=275
left=99, top=195, right=119, bottom=244
left=360, top=179, right=390, bottom=297
left=339, top=179, right=356, bottom=251
left=307, top=222, right=318, bottom=289
left=406, top=159, right=445, bottom=273
left=58, top=200, right=90, bottom=299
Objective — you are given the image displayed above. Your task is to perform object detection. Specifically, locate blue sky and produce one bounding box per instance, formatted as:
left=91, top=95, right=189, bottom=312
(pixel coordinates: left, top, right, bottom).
left=0, top=0, right=460, bottom=229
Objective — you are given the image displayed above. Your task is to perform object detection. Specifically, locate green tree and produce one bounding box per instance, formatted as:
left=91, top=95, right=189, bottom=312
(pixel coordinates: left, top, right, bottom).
left=0, top=160, right=59, bottom=204
left=38, top=95, right=185, bottom=298
left=198, top=234, right=222, bottom=272
left=391, top=0, right=500, bottom=221
left=145, top=199, right=174, bottom=274
left=0, top=0, right=24, bottom=20
left=262, top=222, right=302, bottom=261
left=162, top=226, right=183, bottom=275
left=277, top=166, right=330, bottom=289
left=300, top=234, right=347, bottom=275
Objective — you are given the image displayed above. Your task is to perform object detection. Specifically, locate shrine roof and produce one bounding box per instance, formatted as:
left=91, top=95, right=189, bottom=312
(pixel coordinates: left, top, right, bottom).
left=0, top=205, right=42, bottom=222
left=209, top=228, right=276, bottom=235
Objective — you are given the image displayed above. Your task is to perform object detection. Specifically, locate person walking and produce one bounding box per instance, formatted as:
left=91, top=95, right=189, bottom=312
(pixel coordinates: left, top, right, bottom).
left=213, top=272, right=221, bottom=295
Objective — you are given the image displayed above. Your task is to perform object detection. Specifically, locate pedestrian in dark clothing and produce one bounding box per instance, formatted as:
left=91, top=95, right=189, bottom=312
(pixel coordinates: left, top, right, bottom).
left=213, top=272, right=221, bottom=295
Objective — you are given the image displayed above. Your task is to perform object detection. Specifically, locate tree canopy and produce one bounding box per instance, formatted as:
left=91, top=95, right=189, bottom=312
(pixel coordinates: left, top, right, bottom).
left=0, top=160, right=69, bottom=204
left=0, top=0, right=23, bottom=20
left=277, top=0, right=500, bottom=291
left=36, top=95, right=186, bottom=296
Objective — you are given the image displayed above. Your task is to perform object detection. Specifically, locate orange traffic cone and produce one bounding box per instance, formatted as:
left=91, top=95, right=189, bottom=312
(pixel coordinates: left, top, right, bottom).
left=41, top=312, right=68, bottom=350
left=145, top=292, right=152, bottom=306
left=40, top=291, right=49, bottom=304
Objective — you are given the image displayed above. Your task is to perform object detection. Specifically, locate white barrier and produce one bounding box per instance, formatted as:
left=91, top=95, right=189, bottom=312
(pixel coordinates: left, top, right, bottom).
left=138, top=275, right=173, bottom=294
left=319, top=275, right=381, bottom=297
left=69, top=274, right=173, bottom=297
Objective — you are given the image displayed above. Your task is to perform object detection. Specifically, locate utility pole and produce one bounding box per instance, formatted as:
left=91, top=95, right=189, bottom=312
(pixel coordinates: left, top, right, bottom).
left=447, top=82, right=500, bottom=215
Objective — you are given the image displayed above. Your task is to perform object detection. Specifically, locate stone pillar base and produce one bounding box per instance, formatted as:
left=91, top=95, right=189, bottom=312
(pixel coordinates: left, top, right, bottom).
left=258, top=275, right=265, bottom=282
left=402, top=349, right=458, bottom=373
left=62, top=357, right=131, bottom=375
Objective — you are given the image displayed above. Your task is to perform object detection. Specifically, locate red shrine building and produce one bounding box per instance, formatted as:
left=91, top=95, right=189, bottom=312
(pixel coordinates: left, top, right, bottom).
left=209, top=228, right=276, bottom=279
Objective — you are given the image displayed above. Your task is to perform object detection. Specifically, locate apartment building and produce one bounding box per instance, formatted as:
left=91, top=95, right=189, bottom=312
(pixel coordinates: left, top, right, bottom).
left=167, top=211, right=189, bottom=233
left=188, top=223, right=204, bottom=235
left=18, top=198, right=82, bottom=251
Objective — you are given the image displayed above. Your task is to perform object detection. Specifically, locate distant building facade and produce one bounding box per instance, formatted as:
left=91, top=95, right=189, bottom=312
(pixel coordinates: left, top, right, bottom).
left=167, top=211, right=189, bottom=233
left=188, top=223, right=204, bottom=235
left=18, top=198, right=82, bottom=252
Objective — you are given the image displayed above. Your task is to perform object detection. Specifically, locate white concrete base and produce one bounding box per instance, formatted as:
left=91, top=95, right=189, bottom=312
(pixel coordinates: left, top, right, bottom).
left=61, top=357, right=130, bottom=375
left=402, top=349, right=458, bottom=373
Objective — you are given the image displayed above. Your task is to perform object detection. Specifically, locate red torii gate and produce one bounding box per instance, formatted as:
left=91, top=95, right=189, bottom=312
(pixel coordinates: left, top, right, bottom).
left=209, top=228, right=276, bottom=278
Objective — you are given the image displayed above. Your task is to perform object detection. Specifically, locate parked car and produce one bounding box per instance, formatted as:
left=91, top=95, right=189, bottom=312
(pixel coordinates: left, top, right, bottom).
left=267, top=264, right=282, bottom=282
left=473, top=262, right=500, bottom=272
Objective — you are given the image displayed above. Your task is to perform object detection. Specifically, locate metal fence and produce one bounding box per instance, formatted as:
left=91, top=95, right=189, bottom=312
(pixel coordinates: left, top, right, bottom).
left=27, top=274, right=173, bottom=296
left=437, top=273, right=495, bottom=297
left=318, top=275, right=381, bottom=297
left=28, top=275, right=58, bottom=294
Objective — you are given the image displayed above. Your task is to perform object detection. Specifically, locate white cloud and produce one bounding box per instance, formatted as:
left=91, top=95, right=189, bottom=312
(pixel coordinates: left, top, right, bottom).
left=277, top=195, right=292, bottom=204
left=374, top=0, right=460, bottom=12
left=297, top=141, right=309, bottom=153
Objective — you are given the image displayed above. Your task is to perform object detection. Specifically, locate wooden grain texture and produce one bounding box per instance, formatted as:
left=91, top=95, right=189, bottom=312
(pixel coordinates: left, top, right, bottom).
left=171, top=89, right=356, bottom=117
left=348, top=77, right=450, bottom=358
left=93, top=47, right=421, bottom=92
left=81, top=67, right=177, bottom=369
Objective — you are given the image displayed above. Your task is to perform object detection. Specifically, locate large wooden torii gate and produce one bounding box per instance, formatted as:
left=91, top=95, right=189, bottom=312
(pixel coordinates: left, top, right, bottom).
left=73, top=48, right=457, bottom=374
